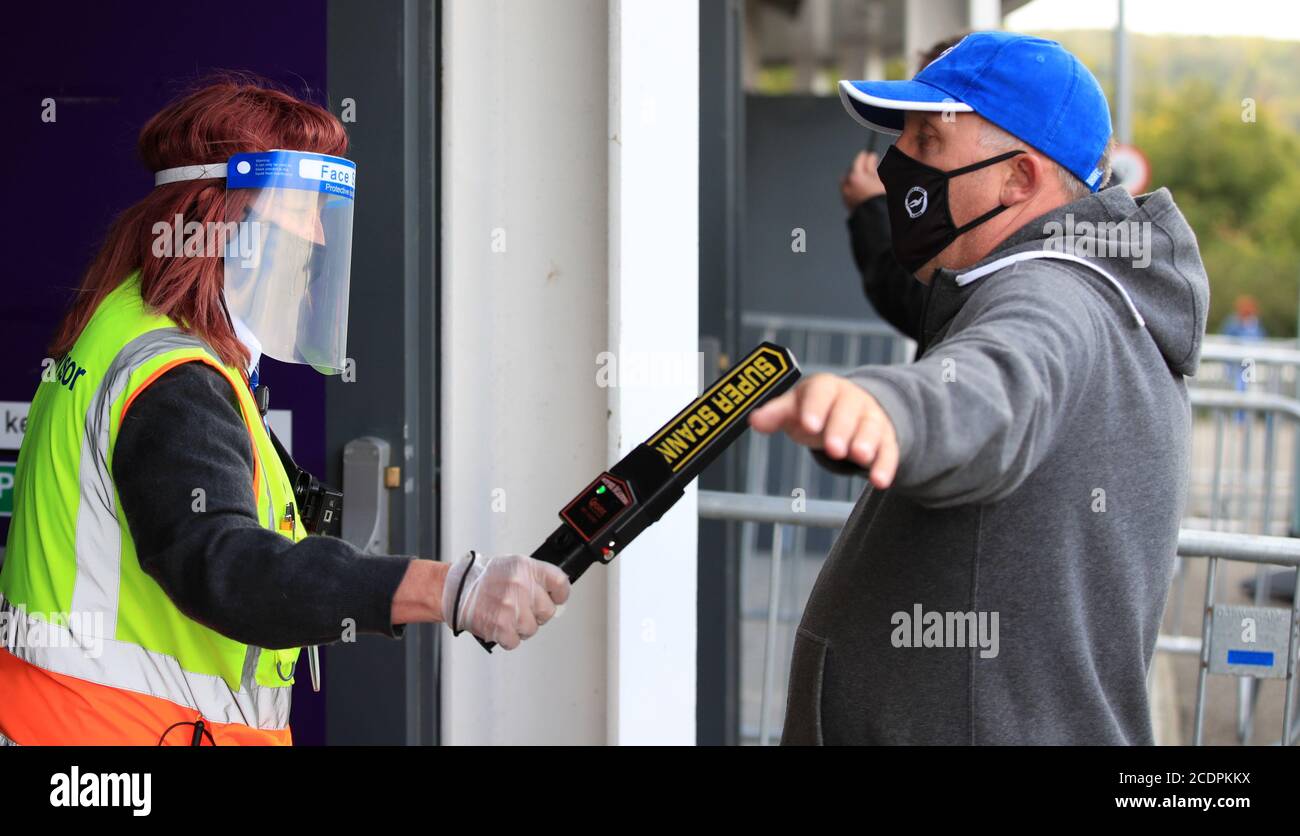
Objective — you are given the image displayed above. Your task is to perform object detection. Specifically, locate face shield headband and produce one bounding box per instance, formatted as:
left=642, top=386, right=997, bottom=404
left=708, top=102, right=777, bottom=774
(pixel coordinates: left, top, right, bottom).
left=153, top=149, right=357, bottom=375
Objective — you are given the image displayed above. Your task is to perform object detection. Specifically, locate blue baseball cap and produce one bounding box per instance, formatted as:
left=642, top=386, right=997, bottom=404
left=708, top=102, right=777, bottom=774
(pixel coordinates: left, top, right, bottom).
left=838, top=31, right=1113, bottom=191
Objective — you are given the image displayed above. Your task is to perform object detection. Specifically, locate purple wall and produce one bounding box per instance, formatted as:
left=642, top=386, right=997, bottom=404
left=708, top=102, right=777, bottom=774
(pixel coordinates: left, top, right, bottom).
left=0, top=0, right=333, bottom=744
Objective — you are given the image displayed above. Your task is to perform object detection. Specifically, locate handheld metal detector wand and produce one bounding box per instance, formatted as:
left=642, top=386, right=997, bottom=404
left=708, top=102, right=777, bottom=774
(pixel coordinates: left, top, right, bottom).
left=478, top=341, right=801, bottom=652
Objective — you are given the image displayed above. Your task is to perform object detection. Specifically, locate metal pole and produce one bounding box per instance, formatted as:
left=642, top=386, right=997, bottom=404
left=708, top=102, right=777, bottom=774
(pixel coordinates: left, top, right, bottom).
left=1293, top=365, right=1300, bottom=535
left=1279, top=572, right=1300, bottom=743
left=1114, top=0, right=1132, bottom=145
left=1192, top=553, right=1217, bottom=746
left=758, top=524, right=785, bottom=746
left=1284, top=568, right=1300, bottom=746
left=1239, top=413, right=1279, bottom=742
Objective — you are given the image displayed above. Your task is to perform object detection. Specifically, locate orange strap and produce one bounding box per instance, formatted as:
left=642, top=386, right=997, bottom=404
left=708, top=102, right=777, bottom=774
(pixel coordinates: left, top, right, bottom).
left=0, top=647, right=292, bottom=746
left=119, top=356, right=265, bottom=503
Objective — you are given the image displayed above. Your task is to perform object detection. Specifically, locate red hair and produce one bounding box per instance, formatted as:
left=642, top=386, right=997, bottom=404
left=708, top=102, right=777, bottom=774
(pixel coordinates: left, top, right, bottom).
left=49, top=77, right=349, bottom=370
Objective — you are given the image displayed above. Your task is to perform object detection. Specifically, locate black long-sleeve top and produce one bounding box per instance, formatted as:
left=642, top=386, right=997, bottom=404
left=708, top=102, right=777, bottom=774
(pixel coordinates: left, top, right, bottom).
left=846, top=194, right=926, bottom=342
left=113, top=362, right=413, bottom=650
left=813, top=196, right=930, bottom=478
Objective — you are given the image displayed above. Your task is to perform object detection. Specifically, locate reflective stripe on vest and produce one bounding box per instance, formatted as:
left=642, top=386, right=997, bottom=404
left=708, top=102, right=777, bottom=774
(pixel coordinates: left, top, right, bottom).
left=71, top=328, right=276, bottom=631
left=0, top=276, right=303, bottom=744
left=1, top=594, right=290, bottom=730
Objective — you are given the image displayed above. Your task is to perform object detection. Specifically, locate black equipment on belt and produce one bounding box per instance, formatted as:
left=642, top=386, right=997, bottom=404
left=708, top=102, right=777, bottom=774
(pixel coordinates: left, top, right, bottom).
left=253, top=384, right=344, bottom=538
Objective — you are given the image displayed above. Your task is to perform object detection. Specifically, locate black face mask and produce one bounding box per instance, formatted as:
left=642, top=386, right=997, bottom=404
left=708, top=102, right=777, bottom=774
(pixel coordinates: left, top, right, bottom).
left=876, top=145, right=1024, bottom=273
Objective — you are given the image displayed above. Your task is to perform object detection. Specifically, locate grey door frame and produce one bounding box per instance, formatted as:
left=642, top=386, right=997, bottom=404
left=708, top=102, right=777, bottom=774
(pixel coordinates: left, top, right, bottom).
left=325, top=0, right=441, bottom=746
left=698, top=0, right=746, bottom=746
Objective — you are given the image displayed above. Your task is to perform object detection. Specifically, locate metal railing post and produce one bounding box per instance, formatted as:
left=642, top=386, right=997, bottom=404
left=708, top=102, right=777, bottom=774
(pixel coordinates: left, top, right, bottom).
left=758, top=523, right=785, bottom=746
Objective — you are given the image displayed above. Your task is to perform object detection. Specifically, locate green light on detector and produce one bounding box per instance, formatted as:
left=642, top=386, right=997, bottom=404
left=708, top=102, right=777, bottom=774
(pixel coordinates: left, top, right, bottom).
left=596, top=485, right=607, bottom=495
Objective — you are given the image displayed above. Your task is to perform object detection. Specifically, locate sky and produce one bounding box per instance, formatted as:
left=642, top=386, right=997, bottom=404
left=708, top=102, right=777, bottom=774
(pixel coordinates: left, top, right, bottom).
left=1006, top=0, right=1300, bottom=41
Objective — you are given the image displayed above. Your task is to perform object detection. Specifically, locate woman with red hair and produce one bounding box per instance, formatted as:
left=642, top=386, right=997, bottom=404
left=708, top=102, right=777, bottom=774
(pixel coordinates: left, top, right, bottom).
left=0, top=80, right=568, bottom=745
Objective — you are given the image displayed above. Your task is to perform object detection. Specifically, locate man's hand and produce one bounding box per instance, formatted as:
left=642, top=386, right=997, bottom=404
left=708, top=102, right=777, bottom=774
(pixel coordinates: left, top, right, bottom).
left=442, top=553, right=571, bottom=650
left=841, top=150, right=887, bottom=211
left=748, top=373, right=899, bottom=489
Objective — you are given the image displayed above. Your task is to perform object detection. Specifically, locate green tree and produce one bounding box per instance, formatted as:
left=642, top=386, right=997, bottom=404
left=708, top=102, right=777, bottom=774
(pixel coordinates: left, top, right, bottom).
left=1136, top=79, right=1300, bottom=337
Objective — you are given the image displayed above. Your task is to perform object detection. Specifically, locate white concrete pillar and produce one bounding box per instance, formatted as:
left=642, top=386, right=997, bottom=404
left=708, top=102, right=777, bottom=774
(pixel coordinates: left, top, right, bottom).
left=968, top=0, right=1001, bottom=31
left=440, top=0, right=611, bottom=745
left=904, top=0, right=967, bottom=70
left=606, top=0, right=699, bottom=745
left=440, top=0, right=699, bottom=746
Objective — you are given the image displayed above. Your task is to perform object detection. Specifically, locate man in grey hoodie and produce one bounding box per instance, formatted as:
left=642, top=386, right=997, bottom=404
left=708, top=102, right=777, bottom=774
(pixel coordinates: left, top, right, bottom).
left=749, top=32, right=1208, bottom=744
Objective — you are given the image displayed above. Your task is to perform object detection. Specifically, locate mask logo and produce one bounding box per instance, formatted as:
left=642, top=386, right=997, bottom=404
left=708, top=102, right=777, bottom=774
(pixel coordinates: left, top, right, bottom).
left=905, top=186, right=929, bottom=219
left=877, top=145, right=1024, bottom=273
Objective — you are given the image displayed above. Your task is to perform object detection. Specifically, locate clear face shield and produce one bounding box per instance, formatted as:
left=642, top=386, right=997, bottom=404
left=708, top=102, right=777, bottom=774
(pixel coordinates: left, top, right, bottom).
left=219, top=150, right=356, bottom=373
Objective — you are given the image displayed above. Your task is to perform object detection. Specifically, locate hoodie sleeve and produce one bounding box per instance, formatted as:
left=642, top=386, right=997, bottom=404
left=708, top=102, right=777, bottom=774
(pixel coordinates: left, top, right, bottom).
left=844, top=265, right=1101, bottom=508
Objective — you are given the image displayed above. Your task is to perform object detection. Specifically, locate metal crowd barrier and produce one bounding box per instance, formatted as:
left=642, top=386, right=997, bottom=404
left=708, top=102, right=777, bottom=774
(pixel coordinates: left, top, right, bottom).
left=1189, top=340, right=1300, bottom=539
left=700, top=489, right=1300, bottom=747
left=1183, top=388, right=1300, bottom=742
left=1191, top=340, right=1300, bottom=742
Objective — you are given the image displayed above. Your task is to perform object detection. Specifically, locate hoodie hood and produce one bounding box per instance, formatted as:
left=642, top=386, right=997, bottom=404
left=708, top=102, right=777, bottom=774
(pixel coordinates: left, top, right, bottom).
left=930, top=186, right=1210, bottom=376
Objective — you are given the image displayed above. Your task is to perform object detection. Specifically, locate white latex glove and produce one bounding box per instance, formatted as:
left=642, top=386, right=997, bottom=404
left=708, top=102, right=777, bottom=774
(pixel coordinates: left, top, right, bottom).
left=442, top=552, right=571, bottom=650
